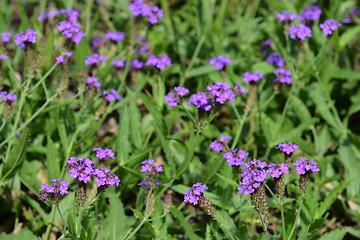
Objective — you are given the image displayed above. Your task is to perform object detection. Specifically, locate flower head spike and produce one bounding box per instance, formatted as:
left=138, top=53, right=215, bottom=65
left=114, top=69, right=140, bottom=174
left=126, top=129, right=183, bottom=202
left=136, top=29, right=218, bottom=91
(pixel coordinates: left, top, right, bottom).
left=85, top=53, right=106, bottom=66
left=14, top=29, right=39, bottom=49
left=188, top=92, right=212, bottom=111
left=209, top=55, right=232, bottom=70
left=92, top=147, right=115, bottom=160
left=164, top=86, right=189, bottom=108
left=267, top=52, right=285, bottom=67
left=274, top=68, right=292, bottom=84
left=184, top=182, right=217, bottom=218
left=293, top=157, right=320, bottom=193
left=56, top=52, right=72, bottom=64
left=56, top=20, right=85, bottom=44
left=94, top=167, right=121, bottom=189
left=145, top=54, right=171, bottom=70
left=86, top=76, right=101, bottom=89
left=139, top=159, right=163, bottom=189
left=288, top=24, right=312, bottom=40
left=223, top=148, right=249, bottom=166
left=277, top=11, right=297, bottom=23
left=276, top=142, right=299, bottom=155
left=300, top=4, right=322, bottom=22
left=209, top=136, right=232, bottom=154
left=103, top=89, right=121, bottom=102
left=320, top=19, right=341, bottom=35
left=66, top=157, right=95, bottom=183
left=1, top=92, right=18, bottom=104
left=242, top=71, right=263, bottom=83
left=207, top=82, right=235, bottom=104
left=39, top=179, right=70, bottom=204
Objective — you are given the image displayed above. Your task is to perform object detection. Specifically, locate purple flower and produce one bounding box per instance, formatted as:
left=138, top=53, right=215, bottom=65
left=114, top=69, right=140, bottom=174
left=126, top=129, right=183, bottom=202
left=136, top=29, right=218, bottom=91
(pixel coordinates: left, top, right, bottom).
left=105, top=31, right=125, bottom=42
left=0, top=54, right=9, bottom=61
left=2, top=33, right=11, bottom=43
left=207, top=82, right=235, bottom=104
left=277, top=11, right=297, bottom=23
left=188, top=92, right=212, bottom=111
left=209, top=136, right=232, bottom=153
left=112, top=59, right=126, bottom=68
left=66, top=157, right=95, bottom=183
left=56, top=52, right=72, bottom=64
left=320, top=19, right=341, bottom=35
left=103, top=89, right=121, bottom=102
left=93, top=147, right=115, bottom=160
left=234, top=82, right=247, bottom=95
left=293, top=157, right=320, bottom=175
left=140, top=159, right=163, bottom=174
left=86, top=76, right=101, bottom=89
left=261, top=39, right=274, bottom=56
left=130, top=59, right=144, bottom=69
left=0, top=91, right=18, bottom=104
left=56, top=20, right=85, bottom=44
left=184, top=182, right=208, bottom=205
left=145, top=54, right=172, bottom=70
left=39, top=179, right=70, bottom=203
left=164, top=86, right=189, bottom=108
left=266, top=52, right=284, bottom=67
left=85, top=53, right=106, bottom=66
left=14, top=29, right=39, bottom=49
left=237, top=159, right=269, bottom=195
left=93, top=167, right=121, bottom=187
left=223, top=148, right=249, bottom=166
left=300, top=4, right=322, bottom=22
left=274, top=68, right=292, bottom=84
left=38, top=8, right=80, bottom=22
left=209, top=55, right=232, bottom=70
left=128, top=0, right=163, bottom=24
left=289, top=24, right=312, bottom=40
left=268, top=163, right=289, bottom=178
left=242, top=71, right=263, bottom=83
left=275, top=142, right=299, bottom=155
left=343, top=8, right=359, bottom=24
left=91, top=36, right=107, bottom=49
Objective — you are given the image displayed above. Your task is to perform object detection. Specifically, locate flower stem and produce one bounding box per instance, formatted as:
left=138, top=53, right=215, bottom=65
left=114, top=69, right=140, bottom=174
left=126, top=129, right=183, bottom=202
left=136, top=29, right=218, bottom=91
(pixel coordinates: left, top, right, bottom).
left=287, top=194, right=304, bottom=240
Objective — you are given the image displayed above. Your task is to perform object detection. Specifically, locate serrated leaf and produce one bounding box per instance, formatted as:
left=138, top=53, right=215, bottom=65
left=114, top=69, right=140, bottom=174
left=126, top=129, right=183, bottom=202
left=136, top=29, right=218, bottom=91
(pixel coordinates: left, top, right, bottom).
left=315, top=179, right=351, bottom=219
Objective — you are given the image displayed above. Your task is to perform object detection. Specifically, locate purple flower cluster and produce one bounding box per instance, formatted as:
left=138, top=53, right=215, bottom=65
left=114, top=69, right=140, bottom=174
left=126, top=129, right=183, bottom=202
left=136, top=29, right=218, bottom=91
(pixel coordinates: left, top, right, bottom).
left=66, top=157, right=95, bottom=183
left=289, top=24, right=312, bottom=40
left=85, top=53, right=106, bottom=66
left=38, top=8, right=80, bottom=22
left=277, top=11, right=297, bottom=23
left=267, top=52, right=284, bottom=67
left=138, top=179, right=161, bottom=187
left=209, top=136, right=232, bottom=153
left=237, top=159, right=268, bottom=195
left=57, top=20, right=85, bottom=44
left=223, top=149, right=249, bottom=166
left=343, top=8, right=359, bottom=24
left=128, top=0, right=163, bottom=24
left=261, top=39, right=274, bottom=56
left=242, top=72, right=263, bottom=83
left=293, top=157, right=320, bottom=175
left=320, top=19, right=341, bottom=35
left=140, top=159, right=163, bottom=175
left=145, top=54, right=171, bottom=70
left=188, top=82, right=245, bottom=111
left=234, top=82, right=247, bottom=95
left=86, top=76, right=101, bottom=89
left=2, top=33, right=11, bottom=43
left=300, top=4, right=322, bottom=22
left=102, top=89, right=121, bottom=102
left=14, top=29, right=39, bottom=49
left=184, top=182, right=208, bottom=205
left=0, top=91, right=18, bottom=104
left=112, top=59, right=126, bottom=68
left=136, top=34, right=150, bottom=55
left=93, top=147, right=115, bottom=160
left=0, top=54, right=9, bottom=61
left=164, top=86, right=189, bottom=108
left=93, top=167, right=121, bottom=187
left=130, top=59, right=144, bottom=69
left=268, top=163, right=289, bottom=178
left=275, top=142, right=299, bottom=155
left=209, top=55, right=232, bottom=70
left=105, top=31, right=125, bottom=42
left=39, top=179, right=70, bottom=203
left=274, top=68, right=292, bottom=84
left=56, top=52, right=72, bottom=64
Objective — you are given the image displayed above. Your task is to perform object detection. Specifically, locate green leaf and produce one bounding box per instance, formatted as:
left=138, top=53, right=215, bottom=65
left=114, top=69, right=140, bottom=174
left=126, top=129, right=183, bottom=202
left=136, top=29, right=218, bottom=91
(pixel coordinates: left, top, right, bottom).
left=170, top=206, right=201, bottom=240
left=153, top=123, right=175, bottom=173
left=106, top=191, right=128, bottom=239
left=0, top=228, right=38, bottom=240
left=175, top=129, right=197, bottom=179
left=46, top=136, right=60, bottom=179
left=118, top=98, right=130, bottom=163
left=1, top=129, right=28, bottom=184
left=317, top=229, right=347, bottom=240
left=338, top=25, right=360, bottom=51
left=129, top=92, right=143, bottom=149
left=43, top=33, right=54, bottom=70
left=331, top=68, right=360, bottom=80
left=185, top=65, right=215, bottom=78
left=315, top=179, right=351, bottom=219
left=216, top=210, right=247, bottom=240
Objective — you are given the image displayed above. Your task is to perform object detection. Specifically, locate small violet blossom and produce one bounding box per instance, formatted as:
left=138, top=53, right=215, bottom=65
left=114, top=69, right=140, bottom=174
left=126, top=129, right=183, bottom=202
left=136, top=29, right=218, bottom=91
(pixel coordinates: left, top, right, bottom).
left=293, top=157, right=320, bottom=175
left=102, top=89, right=121, bottom=102
left=288, top=24, right=312, bottom=40
left=105, top=31, right=125, bottom=42
left=39, top=179, right=70, bottom=203
left=164, top=86, right=189, bottom=108
left=14, top=29, right=39, bottom=49
left=274, top=68, right=292, bottom=84
left=56, top=52, right=72, bottom=64
left=93, top=167, right=120, bottom=187
left=66, top=157, right=95, bottom=183
left=275, top=142, right=299, bottom=155
left=0, top=91, right=18, bottom=104
left=261, top=38, right=274, bottom=56
left=86, top=76, right=101, bottom=89
left=0, top=54, right=9, bottom=62
left=268, top=163, right=289, bottom=178
left=320, top=19, right=341, bottom=35
left=209, top=55, right=232, bottom=70
left=128, top=0, right=163, bottom=24
left=277, top=11, right=297, bottom=23
left=184, top=182, right=208, bottom=205
left=93, top=147, right=115, bottom=160
left=2, top=33, right=11, bottom=43
left=85, top=53, right=106, bottom=66
left=237, top=159, right=269, bottom=195
left=242, top=71, right=263, bottom=83
left=145, top=54, right=172, bottom=70
left=57, top=20, right=85, bottom=44
left=140, top=159, right=163, bottom=175
left=209, top=136, right=232, bottom=154
left=223, top=148, right=249, bottom=166
left=267, top=52, right=284, bottom=67
left=38, top=8, right=80, bottom=22
left=130, top=59, right=144, bottom=69
left=112, top=59, right=126, bottom=68
left=300, top=4, right=322, bottom=22
left=343, top=8, right=359, bottom=24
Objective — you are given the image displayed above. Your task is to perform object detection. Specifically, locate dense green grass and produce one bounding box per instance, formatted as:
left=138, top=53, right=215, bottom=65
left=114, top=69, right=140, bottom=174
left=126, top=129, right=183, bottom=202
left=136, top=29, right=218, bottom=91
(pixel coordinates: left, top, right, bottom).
left=0, top=0, right=360, bottom=239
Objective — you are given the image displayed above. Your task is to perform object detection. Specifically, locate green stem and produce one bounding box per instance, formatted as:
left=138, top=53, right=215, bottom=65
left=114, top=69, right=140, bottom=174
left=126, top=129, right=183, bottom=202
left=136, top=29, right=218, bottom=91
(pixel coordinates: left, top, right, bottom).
left=231, top=104, right=250, bottom=149
left=181, top=104, right=198, bottom=130
left=32, top=63, right=58, bottom=91
left=44, top=205, right=56, bottom=240
left=76, top=207, right=82, bottom=239
left=288, top=195, right=303, bottom=240
left=56, top=204, right=70, bottom=233
left=215, top=215, right=235, bottom=240
left=259, top=212, right=268, bottom=239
